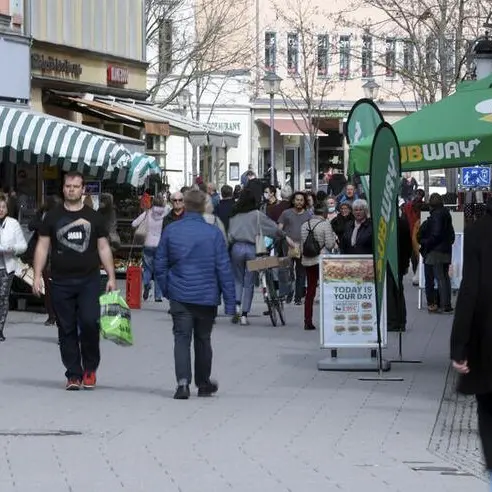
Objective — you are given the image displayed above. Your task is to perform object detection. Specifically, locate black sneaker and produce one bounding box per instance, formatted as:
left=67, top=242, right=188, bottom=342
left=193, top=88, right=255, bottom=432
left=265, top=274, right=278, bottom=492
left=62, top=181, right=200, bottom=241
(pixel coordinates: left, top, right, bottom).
left=304, top=323, right=316, bottom=331
left=197, top=380, right=219, bottom=397
left=143, top=285, right=150, bottom=301
left=294, top=299, right=302, bottom=306
left=173, top=385, right=190, bottom=400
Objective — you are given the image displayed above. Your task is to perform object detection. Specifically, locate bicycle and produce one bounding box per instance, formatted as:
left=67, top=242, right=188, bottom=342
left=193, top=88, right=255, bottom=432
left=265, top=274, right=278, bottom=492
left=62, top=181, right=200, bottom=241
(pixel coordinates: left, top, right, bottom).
left=257, top=262, right=286, bottom=327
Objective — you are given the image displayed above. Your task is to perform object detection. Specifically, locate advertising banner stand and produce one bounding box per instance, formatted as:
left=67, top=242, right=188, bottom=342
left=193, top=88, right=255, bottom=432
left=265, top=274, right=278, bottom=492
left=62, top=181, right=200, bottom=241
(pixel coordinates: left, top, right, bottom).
left=360, top=121, right=403, bottom=382
left=317, top=254, right=391, bottom=372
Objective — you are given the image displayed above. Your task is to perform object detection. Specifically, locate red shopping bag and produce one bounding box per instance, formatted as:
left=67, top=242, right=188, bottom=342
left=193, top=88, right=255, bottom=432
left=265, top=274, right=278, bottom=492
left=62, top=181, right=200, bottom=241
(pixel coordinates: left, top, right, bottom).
left=126, top=266, right=142, bottom=309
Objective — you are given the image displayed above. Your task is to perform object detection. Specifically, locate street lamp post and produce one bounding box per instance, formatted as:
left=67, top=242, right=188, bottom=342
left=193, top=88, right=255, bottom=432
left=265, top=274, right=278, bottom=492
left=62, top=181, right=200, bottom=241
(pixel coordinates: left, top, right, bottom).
left=470, top=32, right=492, bottom=80
left=262, top=72, right=282, bottom=186
left=178, top=89, right=192, bottom=186
left=362, top=78, right=380, bottom=101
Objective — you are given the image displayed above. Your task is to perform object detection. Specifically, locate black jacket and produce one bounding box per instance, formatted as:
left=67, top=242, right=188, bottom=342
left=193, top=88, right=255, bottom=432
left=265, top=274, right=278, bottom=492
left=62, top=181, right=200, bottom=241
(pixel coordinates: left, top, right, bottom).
left=215, top=199, right=234, bottom=232
left=340, top=219, right=373, bottom=255
left=162, top=211, right=184, bottom=229
left=419, top=206, right=454, bottom=256
left=331, top=214, right=354, bottom=243
left=398, top=215, right=413, bottom=277
left=451, top=211, right=492, bottom=399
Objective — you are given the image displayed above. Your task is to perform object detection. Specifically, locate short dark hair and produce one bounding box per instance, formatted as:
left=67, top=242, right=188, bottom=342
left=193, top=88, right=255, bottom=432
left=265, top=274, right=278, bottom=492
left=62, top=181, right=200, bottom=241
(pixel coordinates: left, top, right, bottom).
left=64, top=171, right=85, bottom=186
left=184, top=190, right=206, bottom=213
left=221, top=184, right=233, bottom=198
left=429, top=193, right=443, bottom=208
left=246, top=170, right=255, bottom=178
left=264, top=184, right=277, bottom=194
left=180, top=186, right=191, bottom=194
left=313, top=202, right=326, bottom=216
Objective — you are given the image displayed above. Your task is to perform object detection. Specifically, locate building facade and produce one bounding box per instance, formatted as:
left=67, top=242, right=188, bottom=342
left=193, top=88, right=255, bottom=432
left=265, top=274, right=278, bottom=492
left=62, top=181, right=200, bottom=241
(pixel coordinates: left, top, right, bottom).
left=0, top=0, right=30, bottom=105
left=20, top=0, right=174, bottom=208
left=148, top=0, right=484, bottom=191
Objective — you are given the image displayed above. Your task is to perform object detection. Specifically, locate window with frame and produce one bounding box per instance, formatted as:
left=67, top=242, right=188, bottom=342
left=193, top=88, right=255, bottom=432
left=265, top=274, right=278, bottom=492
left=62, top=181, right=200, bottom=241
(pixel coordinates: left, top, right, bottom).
left=385, top=37, right=396, bottom=78
left=287, top=33, right=299, bottom=74
left=402, top=40, right=414, bottom=73
left=265, top=31, right=277, bottom=71
left=361, top=34, right=373, bottom=78
left=158, top=19, right=173, bottom=76
left=317, top=34, right=329, bottom=76
left=339, top=35, right=350, bottom=79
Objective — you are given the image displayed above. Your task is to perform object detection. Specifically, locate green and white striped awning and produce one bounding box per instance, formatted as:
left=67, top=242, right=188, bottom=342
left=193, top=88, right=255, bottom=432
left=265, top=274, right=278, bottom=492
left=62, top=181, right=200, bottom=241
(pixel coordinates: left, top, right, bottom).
left=112, top=153, right=161, bottom=187
left=0, top=105, right=131, bottom=172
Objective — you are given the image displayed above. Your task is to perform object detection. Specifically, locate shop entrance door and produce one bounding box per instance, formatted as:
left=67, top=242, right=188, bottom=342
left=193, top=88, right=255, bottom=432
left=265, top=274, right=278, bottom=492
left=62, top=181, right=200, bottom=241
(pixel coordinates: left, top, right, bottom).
left=284, top=147, right=300, bottom=190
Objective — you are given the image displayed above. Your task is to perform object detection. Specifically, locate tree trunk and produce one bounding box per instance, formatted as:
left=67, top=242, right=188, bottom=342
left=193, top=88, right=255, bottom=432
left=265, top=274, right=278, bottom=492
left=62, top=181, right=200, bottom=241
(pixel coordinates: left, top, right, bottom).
left=310, top=139, right=317, bottom=192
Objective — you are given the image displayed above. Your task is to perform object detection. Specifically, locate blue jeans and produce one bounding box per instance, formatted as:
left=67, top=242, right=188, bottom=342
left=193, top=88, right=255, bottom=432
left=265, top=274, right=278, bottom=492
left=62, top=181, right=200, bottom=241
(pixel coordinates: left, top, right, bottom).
left=51, top=273, right=101, bottom=379
left=170, top=300, right=216, bottom=386
left=143, top=247, right=162, bottom=300
left=230, top=242, right=256, bottom=314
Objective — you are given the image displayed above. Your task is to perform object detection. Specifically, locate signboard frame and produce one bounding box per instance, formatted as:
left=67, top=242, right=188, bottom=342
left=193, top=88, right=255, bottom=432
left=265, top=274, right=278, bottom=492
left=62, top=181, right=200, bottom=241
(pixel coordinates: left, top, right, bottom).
left=319, top=254, right=387, bottom=349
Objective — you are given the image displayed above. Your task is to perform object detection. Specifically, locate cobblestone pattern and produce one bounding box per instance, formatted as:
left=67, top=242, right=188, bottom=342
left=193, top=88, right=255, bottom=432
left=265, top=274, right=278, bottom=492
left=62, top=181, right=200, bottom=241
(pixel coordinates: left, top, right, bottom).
left=428, top=366, right=486, bottom=481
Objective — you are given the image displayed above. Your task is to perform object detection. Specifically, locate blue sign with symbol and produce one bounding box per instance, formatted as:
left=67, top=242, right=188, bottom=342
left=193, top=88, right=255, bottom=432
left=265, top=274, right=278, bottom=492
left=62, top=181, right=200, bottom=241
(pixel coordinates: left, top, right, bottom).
left=461, top=167, right=491, bottom=188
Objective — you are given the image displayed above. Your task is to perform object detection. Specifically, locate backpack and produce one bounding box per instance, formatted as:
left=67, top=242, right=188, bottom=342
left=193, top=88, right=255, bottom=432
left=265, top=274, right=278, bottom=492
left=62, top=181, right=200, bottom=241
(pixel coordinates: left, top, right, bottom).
left=302, top=220, right=322, bottom=258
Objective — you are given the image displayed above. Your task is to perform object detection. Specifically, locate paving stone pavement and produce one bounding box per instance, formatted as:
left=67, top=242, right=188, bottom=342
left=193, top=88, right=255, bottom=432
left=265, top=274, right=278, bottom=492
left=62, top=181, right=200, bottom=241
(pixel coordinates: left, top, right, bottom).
left=0, top=280, right=487, bottom=492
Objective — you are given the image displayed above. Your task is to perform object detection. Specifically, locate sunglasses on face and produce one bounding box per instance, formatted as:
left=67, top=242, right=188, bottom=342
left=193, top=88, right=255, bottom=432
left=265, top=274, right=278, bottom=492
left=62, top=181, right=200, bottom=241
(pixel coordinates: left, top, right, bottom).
left=172, top=198, right=183, bottom=203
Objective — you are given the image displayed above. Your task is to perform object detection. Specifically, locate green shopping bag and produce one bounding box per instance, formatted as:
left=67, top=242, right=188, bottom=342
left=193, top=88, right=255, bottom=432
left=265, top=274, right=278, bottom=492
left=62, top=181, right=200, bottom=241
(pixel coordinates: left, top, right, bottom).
left=99, top=290, right=133, bottom=346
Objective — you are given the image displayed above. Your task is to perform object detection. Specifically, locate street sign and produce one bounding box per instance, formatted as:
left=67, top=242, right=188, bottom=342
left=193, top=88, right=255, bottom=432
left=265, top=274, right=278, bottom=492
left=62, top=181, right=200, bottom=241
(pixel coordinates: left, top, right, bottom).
left=461, top=166, right=491, bottom=187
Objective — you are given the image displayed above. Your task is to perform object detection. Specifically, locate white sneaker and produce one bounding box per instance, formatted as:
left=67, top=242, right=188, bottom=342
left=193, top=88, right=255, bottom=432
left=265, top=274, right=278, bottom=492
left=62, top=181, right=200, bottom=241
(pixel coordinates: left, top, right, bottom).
left=240, top=315, right=249, bottom=326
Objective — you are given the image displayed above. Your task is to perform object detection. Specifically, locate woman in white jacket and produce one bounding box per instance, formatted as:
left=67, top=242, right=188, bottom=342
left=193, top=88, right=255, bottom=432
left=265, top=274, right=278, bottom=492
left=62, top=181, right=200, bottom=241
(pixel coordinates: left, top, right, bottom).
left=0, top=194, right=27, bottom=341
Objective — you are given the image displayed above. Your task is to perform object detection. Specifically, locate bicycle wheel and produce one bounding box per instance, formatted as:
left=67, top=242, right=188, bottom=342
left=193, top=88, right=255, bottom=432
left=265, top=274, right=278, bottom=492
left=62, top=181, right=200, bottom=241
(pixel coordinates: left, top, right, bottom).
left=274, top=299, right=286, bottom=326
left=265, top=270, right=278, bottom=326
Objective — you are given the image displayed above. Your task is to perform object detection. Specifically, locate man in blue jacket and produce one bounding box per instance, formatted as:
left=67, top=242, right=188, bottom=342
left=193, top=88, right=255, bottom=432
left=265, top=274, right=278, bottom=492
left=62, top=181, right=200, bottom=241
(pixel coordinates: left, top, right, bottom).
left=155, top=190, right=236, bottom=400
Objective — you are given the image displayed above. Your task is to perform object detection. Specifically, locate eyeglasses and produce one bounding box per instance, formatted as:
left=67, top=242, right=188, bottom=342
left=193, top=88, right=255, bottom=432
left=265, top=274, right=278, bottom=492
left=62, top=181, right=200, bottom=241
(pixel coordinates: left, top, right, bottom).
left=172, top=198, right=183, bottom=203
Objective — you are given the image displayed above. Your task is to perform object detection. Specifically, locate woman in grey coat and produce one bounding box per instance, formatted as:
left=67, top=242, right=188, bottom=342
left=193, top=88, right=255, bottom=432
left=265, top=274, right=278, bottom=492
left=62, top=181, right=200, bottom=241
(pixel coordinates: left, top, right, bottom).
left=228, top=188, right=293, bottom=326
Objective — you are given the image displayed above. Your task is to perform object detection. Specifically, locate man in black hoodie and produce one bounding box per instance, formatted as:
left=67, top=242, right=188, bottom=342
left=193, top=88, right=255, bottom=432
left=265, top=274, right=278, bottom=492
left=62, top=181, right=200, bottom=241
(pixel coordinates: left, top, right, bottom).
left=215, top=184, right=234, bottom=232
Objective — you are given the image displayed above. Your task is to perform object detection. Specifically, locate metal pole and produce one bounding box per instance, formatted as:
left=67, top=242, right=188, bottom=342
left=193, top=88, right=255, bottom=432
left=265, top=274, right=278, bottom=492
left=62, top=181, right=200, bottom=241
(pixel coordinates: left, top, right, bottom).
left=269, top=92, right=275, bottom=187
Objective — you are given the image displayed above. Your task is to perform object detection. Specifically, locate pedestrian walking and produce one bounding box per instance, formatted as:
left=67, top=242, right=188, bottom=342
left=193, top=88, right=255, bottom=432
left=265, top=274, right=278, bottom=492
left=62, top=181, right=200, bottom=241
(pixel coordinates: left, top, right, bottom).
left=155, top=190, right=235, bottom=400
left=450, top=197, right=492, bottom=489
left=23, top=195, right=62, bottom=326
left=204, top=195, right=227, bottom=242
left=278, top=192, right=311, bottom=304
left=33, top=171, right=116, bottom=391
left=228, top=188, right=291, bottom=325
left=162, top=191, right=186, bottom=229
left=340, top=199, right=372, bottom=255
left=300, top=203, right=335, bottom=331
left=215, top=184, right=234, bottom=233
left=419, top=193, right=455, bottom=313
left=132, top=193, right=168, bottom=302
left=0, top=194, right=27, bottom=341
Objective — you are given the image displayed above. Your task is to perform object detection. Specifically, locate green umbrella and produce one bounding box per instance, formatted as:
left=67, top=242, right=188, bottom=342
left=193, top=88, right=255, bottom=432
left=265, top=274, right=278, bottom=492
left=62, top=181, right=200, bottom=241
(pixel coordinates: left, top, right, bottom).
left=350, top=74, right=492, bottom=174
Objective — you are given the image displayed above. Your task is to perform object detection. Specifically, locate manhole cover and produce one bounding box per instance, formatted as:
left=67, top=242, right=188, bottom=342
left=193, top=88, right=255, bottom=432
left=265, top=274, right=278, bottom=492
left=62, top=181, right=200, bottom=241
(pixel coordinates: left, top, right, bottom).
left=0, top=430, right=82, bottom=437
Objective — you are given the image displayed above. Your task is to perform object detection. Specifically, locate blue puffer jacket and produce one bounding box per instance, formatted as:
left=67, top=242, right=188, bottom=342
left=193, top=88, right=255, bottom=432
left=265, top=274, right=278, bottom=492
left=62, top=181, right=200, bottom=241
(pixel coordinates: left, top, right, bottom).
left=155, top=212, right=236, bottom=314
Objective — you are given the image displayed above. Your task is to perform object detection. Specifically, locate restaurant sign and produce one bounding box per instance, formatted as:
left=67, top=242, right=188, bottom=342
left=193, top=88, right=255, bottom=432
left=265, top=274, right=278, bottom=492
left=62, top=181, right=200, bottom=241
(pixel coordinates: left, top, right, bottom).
left=31, top=54, right=82, bottom=77
left=209, top=121, right=241, bottom=133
